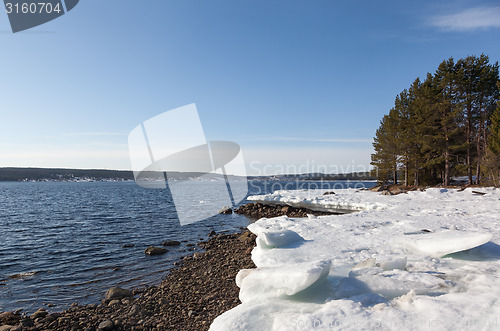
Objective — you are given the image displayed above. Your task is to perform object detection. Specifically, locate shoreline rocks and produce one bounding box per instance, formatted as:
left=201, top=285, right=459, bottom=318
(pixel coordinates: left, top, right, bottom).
left=1, top=230, right=256, bottom=331
left=235, top=202, right=335, bottom=219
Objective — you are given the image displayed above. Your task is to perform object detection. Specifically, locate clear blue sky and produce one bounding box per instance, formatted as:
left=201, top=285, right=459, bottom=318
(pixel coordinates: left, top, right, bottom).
left=1, top=0, right=499, bottom=175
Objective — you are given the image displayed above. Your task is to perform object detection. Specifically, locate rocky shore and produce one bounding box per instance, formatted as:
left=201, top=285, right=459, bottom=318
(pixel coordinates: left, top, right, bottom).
left=0, top=231, right=256, bottom=331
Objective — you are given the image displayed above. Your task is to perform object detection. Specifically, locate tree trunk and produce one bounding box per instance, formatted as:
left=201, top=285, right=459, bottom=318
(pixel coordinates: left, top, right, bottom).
left=393, top=162, right=398, bottom=185
left=467, top=102, right=473, bottom=185
left=444, top=150, right=450, bottom=187
left=476, top=163, right=481, bottom=185
left=404, top=160, right=409, bottom=186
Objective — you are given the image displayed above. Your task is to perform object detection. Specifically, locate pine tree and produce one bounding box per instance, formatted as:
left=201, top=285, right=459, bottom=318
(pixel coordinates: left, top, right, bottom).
left=431, top=58, right=464, bottom=186
left=371, top=113, right=399, bottom=184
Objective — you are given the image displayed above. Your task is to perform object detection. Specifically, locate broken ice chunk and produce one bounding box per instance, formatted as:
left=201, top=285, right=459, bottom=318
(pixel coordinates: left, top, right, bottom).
left=257, top=229, right=305, bottom=248
left=236, top=260, right=332, bottom=303
left=378, top=257, right=407, bottom=271
left=352, top=257, right=376, bottom=269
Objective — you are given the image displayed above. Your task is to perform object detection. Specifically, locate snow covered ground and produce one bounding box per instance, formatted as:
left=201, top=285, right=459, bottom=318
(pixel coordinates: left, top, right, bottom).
left=210, top=188, right=500, bottom=330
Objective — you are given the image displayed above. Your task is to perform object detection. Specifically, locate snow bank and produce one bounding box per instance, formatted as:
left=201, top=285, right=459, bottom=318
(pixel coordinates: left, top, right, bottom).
left=248, top=188, right=388, bottom=213
left=210, top=187, right=500, bottom=330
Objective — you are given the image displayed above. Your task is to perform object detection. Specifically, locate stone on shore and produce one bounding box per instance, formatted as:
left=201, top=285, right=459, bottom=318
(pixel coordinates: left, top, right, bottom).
left=105, top=287, right=133, bottom=300
left=97, top=319, right=114, bottom=330
left=217, top=207, right=232, bottom=214
left=30, top=308, right=48, bottom=319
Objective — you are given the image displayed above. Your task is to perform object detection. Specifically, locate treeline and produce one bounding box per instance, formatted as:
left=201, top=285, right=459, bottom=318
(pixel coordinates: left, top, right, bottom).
left=371, top=54, right=500, bottom=186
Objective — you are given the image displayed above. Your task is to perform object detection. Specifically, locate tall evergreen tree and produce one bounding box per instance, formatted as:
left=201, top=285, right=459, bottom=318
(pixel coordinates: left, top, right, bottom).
left=394, top=89, right=411, bottom=185
left=431, top=58, right=464, bottom=186
left=371, top=113, right=399, bottom=184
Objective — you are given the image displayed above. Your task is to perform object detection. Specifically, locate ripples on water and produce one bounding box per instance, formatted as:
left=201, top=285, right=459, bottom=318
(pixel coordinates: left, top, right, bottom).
left=0, top=180, right=375, bottom=313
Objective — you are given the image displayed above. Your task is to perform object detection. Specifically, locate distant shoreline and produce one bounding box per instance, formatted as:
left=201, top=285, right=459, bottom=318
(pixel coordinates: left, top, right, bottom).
left=0, top=167, right=376, bottom=182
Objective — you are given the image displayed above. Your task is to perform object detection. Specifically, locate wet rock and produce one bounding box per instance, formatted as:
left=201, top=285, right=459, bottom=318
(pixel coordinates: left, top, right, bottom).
left=162, top=240, right=181, bottom=246
left=217, top=207, right=232, bottom=214
left=58, top=316, right=71, bottom=323
left=238, top=232, right=250, bottom=241
left=371, top=185, right=389, bottom=192
left=122, top=244, right=135, bottom=248
left=20, top=318, right=34, bottom=327
left=108, top=299, right=121, bottom=306
left=44, top=314, right=56, bottom=323
left=31, top=308, right=48, bottom=319
left=0, top=311, right=19, bottom=326
left=144, top=246, right=167, bottom=255
left=48, top=312, right=61, bottom=319
left=209, top=230, right=217, bottom=237
left=97, top=319, right=114, bottom=331
left=128, top=304, right=143, bottom=317
left=105, top=287, right=133, bottom=300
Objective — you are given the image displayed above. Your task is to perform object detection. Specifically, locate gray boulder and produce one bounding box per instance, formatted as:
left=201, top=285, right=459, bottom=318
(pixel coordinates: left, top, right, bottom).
left=105, top=287, right=133, bottom=300
left=144, top=246, right=167, bottom=255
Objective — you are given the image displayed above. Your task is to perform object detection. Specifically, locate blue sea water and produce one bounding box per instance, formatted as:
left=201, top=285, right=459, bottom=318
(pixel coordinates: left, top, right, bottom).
left=0, top=180, right=375, bottom=313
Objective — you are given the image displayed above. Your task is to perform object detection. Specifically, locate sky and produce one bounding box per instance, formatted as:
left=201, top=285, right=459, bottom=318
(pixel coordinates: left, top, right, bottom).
left=1, top=0, right=499, bottom=175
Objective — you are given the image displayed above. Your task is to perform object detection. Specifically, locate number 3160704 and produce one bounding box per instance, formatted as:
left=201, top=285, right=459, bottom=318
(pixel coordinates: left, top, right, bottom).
left=5, top=2, right=62, bottom=14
